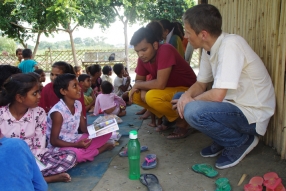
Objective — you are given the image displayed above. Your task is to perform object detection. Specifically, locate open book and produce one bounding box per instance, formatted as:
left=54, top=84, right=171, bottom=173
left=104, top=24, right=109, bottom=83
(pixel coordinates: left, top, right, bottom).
left=87, top=118, right=119, bottom=139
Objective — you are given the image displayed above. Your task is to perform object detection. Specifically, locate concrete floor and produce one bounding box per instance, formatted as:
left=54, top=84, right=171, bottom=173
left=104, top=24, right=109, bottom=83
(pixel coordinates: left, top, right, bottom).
left=93, top=119, right=286, bottom=191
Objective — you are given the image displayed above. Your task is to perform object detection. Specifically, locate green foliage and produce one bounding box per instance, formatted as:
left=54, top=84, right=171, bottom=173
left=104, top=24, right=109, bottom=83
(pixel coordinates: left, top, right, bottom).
left=0, top=36, right=17, bottom=55
left=144, top=0, right=195, bottom=22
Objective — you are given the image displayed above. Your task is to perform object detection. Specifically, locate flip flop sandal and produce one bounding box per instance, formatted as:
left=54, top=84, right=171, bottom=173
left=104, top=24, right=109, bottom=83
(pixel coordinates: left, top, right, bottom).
left=244, top=176, right=263, bottom=191
left=166, top=128, right=194, bottom=140
left=141, top=154, right=157, bottom=170
left=119, top=145, right=148, bottom=157
left=140, top=173, right=163, bottom=191
left=215, top=177, right=232, bottom=191
left=191, top=163, right=218, bottom=178
left=264, top=172, right=286, bottom=191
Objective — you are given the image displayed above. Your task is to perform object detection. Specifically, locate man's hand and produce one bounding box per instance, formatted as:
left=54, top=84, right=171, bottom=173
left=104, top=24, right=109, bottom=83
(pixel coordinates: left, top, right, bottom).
left=129, top=88, right=139, bottom=103
left=140, top=90, right=148, bottom=103
left=176, top=93, right=195, bottom=119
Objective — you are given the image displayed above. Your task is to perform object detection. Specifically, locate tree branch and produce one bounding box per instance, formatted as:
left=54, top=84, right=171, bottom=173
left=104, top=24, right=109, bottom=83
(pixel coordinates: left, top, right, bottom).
left=112, top=6, right=124, bottom=23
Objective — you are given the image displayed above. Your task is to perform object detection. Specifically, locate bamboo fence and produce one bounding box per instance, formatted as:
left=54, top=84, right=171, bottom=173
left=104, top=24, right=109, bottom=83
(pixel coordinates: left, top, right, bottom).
left=208, top=0, right=286, bottom=158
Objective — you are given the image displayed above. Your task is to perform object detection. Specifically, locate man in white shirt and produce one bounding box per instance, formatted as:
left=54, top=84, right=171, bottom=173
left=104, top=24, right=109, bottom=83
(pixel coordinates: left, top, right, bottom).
left=173, top=4, right=275, bottom=169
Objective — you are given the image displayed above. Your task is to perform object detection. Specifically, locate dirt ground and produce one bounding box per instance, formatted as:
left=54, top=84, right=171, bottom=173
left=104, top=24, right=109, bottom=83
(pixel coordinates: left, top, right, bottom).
left=93, top=119, right=286, bottom=191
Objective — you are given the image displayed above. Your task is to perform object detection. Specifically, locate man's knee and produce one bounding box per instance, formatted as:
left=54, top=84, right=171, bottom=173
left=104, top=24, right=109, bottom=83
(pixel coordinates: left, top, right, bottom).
left=184, top=101, right=206, bottom=125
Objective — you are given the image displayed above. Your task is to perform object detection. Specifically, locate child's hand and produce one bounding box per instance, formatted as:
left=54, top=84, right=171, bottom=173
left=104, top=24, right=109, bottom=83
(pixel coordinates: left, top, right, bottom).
left=77, top=138, right=92, bottom=148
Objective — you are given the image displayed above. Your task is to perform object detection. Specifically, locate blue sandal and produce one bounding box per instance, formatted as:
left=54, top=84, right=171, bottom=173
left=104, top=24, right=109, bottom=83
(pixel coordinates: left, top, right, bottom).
left=141, top=154, right=157, bottom=170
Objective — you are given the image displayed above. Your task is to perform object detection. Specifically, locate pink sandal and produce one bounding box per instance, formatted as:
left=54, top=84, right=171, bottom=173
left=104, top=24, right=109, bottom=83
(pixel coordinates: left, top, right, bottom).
left=244, top=176, right=263, bottom=191
left=264, top=172, right=285, bottom=191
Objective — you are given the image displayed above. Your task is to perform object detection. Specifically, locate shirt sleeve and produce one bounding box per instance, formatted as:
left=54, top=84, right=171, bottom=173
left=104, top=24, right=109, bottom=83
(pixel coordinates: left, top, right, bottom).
left=213, top=39, right=244, bottom=89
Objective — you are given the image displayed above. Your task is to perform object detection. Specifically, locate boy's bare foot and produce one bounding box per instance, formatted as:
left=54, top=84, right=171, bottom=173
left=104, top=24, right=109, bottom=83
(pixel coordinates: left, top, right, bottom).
left=148, top=123, right=157, bottom=127
left=98, top=142, right=115, bottom=154
left=136, top=109, right=146, bottom=115
left=44, top=173, right=71, bottom=183
left=139, top=110, right=151, bottom=119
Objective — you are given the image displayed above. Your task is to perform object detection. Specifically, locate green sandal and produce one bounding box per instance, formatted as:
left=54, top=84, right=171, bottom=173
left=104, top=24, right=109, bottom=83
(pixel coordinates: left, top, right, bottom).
left=191, top=163, right=218, bottom=178
left=215, top=177, right=231, bottom=191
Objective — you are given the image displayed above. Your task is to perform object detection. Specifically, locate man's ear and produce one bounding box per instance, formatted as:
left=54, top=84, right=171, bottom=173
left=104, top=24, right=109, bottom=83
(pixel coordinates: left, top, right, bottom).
left=200, top=30, right=209, bottom=41
left=59, top=88, right=67, bottom=96
left=153, top=41, right=159, bottom=50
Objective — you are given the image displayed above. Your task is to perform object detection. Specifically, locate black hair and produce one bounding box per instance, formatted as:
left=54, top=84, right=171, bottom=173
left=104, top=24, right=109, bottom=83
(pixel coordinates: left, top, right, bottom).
left=173, top=21, right=184, bottom=40
left=53, top=73, right=76, bottom=99
left=101, top=81, right=113, bottom=94
left=113, top=63, right=124, bottom=76
left=146, top=21, right=164, bottom=42
left=22, top=49, right=32, bottom=59
left=160, top=19, right=173, bottom=32
left=89, top=64, right=101, bottom=76
left=74, top=66, right=81, bottom=72
left=34, top=69, right=44, bottom=75
left=0, top=65, right=22, bottom=90
left=78, top=74, right=90, bottom=82
left=0, top=73, right=38, bottom=106
left=102, top=65, right=112, bottom=75
left=130, top=27, right=158, bottom=46
left=183, top=4, right=222, bottom=37
left=29, top=72, right=40, bottom=81
left=108, top=53, right=115, bottom=61
left=52, top=61, right=75, bottom=75
left=15, top=48, right=22, bottom=55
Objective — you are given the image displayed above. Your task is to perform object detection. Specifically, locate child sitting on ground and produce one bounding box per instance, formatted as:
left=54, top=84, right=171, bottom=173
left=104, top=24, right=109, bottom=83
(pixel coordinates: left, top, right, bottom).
left=74, top=66, right=82, bottom=78
left=34, top=68, right=46, bottom=91
left=89, top=64, right=102, bottom=96
left=0, top=73, right=76, bottom=183
left=18, top=48, right=38, bottom=73
left=94, top=81, right=126, bottom=117
left=46, top=74, right=114, bottom=163
left=101, top=65, right=113, bottom=84
left=78, top=74, right=95, bottom=112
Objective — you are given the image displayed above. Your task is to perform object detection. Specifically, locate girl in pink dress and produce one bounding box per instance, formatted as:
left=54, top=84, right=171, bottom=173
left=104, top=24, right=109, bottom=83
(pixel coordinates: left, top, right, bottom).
left=0, top=73, right=76, bottom=183
left=94, top=81, right=126, bottom=117
left=46, top=74, right=114, bottom=163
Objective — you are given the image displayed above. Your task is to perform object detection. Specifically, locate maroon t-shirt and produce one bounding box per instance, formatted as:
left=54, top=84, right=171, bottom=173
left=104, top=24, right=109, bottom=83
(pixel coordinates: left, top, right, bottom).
left=135, top=44, right=196, bottom=87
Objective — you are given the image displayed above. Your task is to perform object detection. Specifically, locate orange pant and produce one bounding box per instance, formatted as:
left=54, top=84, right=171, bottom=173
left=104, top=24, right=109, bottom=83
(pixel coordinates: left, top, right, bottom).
left=132, top=87, right=189, bottom=122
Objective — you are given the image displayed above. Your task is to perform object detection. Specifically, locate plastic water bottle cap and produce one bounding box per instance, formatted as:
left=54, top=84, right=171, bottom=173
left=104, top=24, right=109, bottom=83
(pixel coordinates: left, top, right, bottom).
left=129, top=130, right=138, bottom=139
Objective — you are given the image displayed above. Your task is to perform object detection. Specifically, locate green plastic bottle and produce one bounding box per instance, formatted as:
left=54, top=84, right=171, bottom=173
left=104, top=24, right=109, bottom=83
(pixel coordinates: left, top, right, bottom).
left=128, top=130, right=140, bottom=180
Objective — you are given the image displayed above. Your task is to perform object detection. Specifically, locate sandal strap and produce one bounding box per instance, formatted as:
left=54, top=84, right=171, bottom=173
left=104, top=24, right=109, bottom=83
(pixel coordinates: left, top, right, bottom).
left=145, top=155, right=156, bottom=165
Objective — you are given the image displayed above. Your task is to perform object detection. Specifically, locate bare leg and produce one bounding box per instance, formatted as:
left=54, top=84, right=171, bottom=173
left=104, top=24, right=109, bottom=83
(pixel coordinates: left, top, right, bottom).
left=44, top=173, right=71, bottom=183
left=157, top=117, right=162, bottom=126
left=136, top=108, right=146, bottom=115
left=98, top=142, right=115, bottom=154
left=139, top=110, right=151, bottom=119
left=148, top=113, right=157, bottom=127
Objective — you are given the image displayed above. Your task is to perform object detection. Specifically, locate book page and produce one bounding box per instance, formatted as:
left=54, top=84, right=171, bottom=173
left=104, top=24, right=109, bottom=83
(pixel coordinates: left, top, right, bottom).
left=35, top=156, right=47, bottom=171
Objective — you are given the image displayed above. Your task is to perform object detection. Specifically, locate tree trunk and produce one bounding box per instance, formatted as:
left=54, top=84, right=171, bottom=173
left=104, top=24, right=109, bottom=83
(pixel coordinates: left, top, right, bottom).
left=32, top=31, right=42, bottom=58
left=68, top=24, right=78, bottom=66
left=124, top=20, right=129, bottom=70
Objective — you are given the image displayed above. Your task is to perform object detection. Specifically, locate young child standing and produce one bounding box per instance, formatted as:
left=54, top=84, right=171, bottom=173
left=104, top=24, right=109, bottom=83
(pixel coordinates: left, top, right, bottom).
left=94, top=81, right=126, bottom=117
left=78, top=74, right=95, bottom=112
left=39, top=61, right=86, bottom=118
left=101, top=65, right=113, bottom=84
left=46, top=74, right=114, bottom=163
left=14, top=48, right=22, bottom=66
left=0, top=73, right=76, bottom=183
left=18, top=48, right=38, bottom=73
